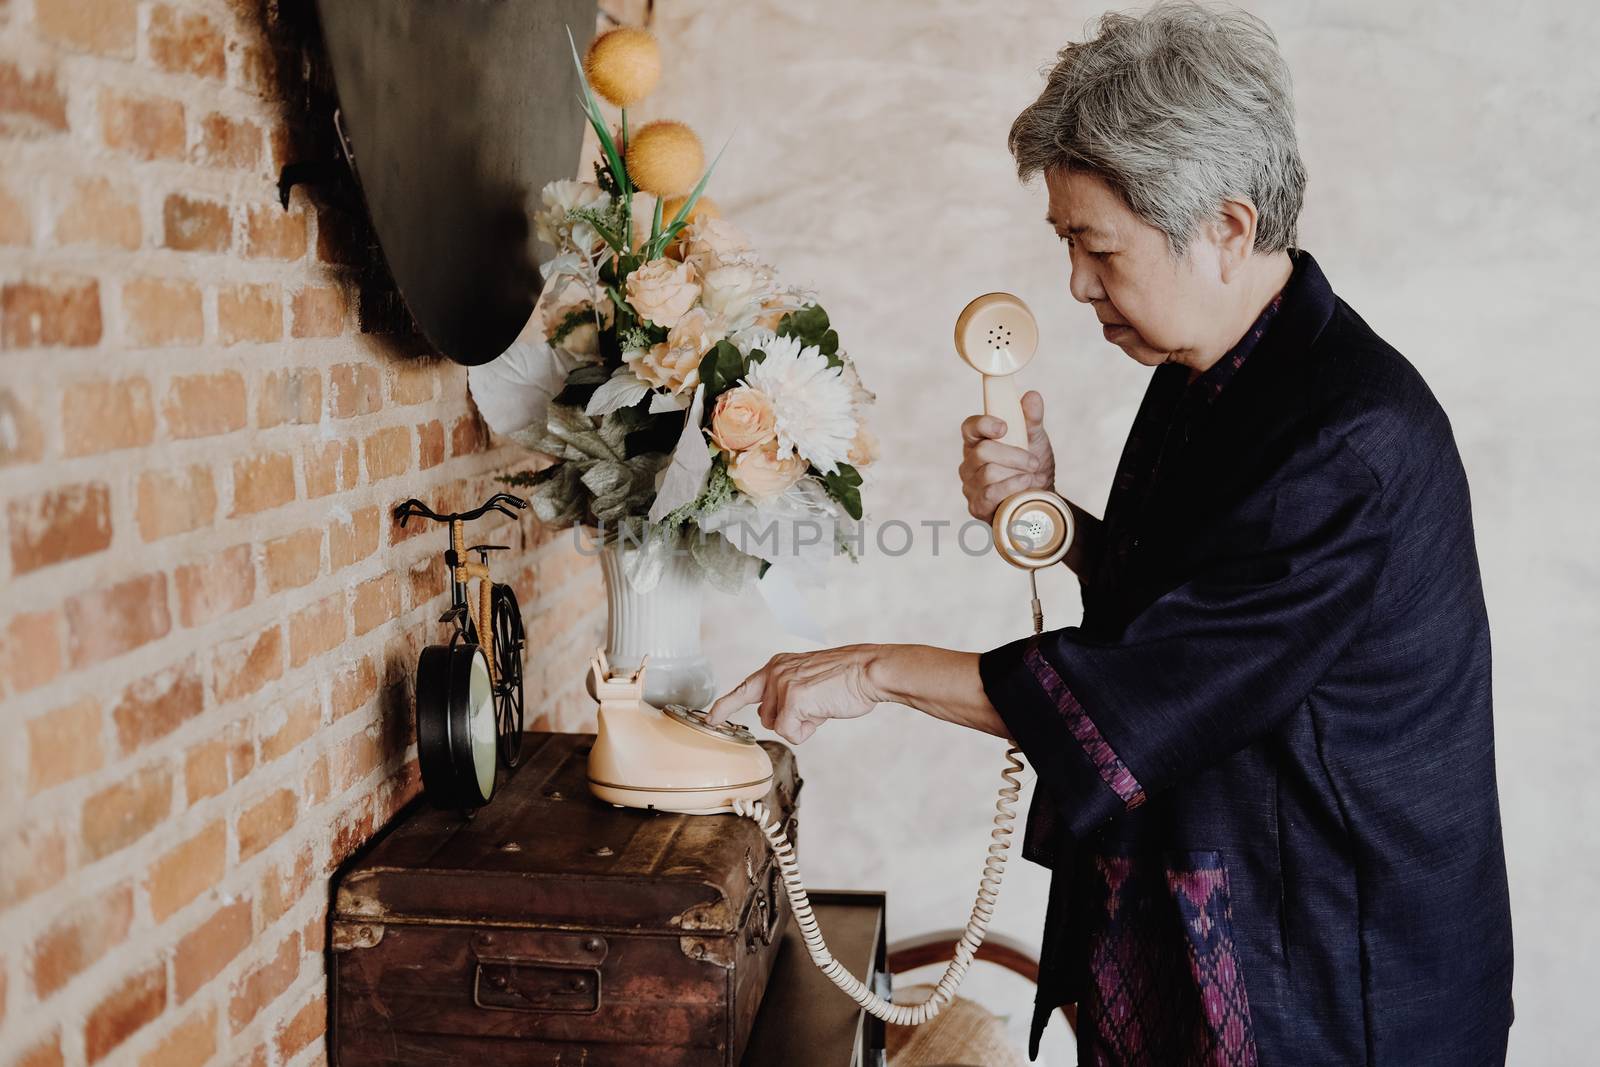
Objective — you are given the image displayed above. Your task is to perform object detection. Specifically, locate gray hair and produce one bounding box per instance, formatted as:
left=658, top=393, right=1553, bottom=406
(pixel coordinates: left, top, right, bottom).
left=1009, top=2, right=1306, bottom=254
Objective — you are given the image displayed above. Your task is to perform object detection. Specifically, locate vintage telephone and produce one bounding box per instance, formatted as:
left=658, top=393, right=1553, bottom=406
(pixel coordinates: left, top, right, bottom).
left=585, top=649, right=775, bottom=814
left=583, top=292, right=1069, bottom=1026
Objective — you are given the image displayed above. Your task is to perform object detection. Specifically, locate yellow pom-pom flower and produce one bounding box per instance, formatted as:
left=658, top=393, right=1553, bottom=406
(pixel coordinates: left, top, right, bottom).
left=584, top=27, right=661, bottom=108
left=625, top=120, right=705, bottom=198
left=662, top=195, right=720, bottom=225
left=662, top=196, right=720, bottom=258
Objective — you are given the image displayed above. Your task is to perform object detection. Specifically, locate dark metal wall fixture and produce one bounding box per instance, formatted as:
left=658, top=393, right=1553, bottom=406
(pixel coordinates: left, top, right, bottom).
left=302, top=0, right=598, bottom=366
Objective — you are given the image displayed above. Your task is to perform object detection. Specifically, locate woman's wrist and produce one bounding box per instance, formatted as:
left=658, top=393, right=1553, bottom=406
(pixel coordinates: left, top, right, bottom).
left=863, top=643, right=1010, bottom=739
left=862, top=642, right=906, bottom=705
left=1063, top=501, right=1103, bottom=578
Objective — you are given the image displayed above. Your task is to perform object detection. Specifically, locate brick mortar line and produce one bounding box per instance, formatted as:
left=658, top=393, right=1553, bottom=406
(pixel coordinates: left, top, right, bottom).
left=0, top=134, right=293, bottom=200
left=8, top=610, right=412, bottom=836
left=0, top=848, right=331, bottom=1065
left=1, top=519, right=596, bottom=842
left=0, top=441, right=537, bottom=610
left=0, top=257, right=346, bottom=313
left=0, top=394, right=487, bottom=498
left=0, top=714, right=404, bottom=1012
left=5, top=13, right=305, bottom=118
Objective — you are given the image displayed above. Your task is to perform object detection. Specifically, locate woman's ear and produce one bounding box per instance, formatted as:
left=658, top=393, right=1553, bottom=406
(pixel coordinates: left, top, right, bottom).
left=1211, top=197, right=1259, bottom=283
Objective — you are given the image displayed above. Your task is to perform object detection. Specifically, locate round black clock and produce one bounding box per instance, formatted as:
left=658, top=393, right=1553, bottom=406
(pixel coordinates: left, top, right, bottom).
left=416, top=633, right=499, bottom=809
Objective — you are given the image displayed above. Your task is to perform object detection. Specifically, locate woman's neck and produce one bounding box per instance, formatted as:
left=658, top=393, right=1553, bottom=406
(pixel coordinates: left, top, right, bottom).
left=1183, top=250, right=1295, bottom=382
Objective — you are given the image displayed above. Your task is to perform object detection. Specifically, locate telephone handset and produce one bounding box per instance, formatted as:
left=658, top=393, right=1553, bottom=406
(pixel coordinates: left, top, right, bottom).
left=582, top=293, right=1064, bottom=1027
left=955, top=291, right=1076, bottom=628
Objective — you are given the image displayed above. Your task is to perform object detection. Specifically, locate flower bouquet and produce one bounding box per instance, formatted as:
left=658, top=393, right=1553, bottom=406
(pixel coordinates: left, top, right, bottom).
left=468, top=26, right=876, bottom=594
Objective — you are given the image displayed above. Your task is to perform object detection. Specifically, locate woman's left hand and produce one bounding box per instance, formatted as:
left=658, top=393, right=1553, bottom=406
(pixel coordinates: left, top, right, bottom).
left=705, top=644, right=881, bottom=744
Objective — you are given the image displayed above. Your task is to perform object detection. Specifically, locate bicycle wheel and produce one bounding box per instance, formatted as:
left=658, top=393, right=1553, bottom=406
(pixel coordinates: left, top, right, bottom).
left=490, top=583, right=525, bottom=767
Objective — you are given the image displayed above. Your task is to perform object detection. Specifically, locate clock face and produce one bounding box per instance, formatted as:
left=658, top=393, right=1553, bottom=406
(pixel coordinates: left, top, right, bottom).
left=467, top=649, right=496, bottom=801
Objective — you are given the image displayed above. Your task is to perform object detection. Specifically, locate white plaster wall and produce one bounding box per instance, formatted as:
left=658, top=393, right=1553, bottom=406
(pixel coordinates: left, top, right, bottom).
left=643, top=2, right=1599, bottom=1062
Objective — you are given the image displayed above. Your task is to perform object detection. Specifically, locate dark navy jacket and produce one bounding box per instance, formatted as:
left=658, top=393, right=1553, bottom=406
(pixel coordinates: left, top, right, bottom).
left=979, top=251, right=1513, bottom=1065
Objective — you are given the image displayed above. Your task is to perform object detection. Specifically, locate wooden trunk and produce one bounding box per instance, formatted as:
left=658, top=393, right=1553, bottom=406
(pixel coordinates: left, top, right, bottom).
left=330, top=731, right=800, bottom=1066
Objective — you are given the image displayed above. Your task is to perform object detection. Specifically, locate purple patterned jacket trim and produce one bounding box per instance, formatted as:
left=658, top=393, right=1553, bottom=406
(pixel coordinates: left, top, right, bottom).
left=1082, top=854, right=1261, bottom=1066
left=1023, top=637, right=1146, bottom=810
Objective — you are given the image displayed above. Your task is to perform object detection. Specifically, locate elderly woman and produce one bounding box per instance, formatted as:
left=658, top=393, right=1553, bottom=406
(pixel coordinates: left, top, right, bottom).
left=709, top=4, right=1513, bottom=1064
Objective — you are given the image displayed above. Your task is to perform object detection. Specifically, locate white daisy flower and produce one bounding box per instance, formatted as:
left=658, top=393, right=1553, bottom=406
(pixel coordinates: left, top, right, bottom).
left=742, top=334, right=858, bottom=474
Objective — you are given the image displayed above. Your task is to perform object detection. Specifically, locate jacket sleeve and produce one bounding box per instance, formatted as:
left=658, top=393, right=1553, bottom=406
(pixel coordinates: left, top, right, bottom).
left=979, top=432, right=1389, bottom=838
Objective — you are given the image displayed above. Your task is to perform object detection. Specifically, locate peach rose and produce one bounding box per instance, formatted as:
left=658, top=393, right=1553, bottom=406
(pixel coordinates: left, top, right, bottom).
left=679, top=217, right=752, bottom=275
left=699, top=262, right=769, bottom=332
left=728, top=439, right=808, bottom=501
left=625, top=341, right=699, bottom=395
left=666, top=306, right=725, bottom=366
left=625, top=258, right=701, bottom=329
left=623, top=307, right=723, bottom=396
left=709, top=386, right=777, bottom=452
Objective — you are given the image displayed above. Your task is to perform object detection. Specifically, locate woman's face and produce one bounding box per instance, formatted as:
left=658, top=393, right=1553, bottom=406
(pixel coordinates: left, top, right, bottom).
left=1044, top=166, right=1229, bottom=371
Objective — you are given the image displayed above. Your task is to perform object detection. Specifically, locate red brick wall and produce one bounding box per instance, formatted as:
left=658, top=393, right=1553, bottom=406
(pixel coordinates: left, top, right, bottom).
left=0, top=2, right=606, bottom=1063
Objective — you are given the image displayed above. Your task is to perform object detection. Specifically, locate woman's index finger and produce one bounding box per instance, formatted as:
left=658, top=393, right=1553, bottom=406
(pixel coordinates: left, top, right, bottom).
left=961, top=413, right=1008, bottom=444
left=706, top=669, right=764, bottom=724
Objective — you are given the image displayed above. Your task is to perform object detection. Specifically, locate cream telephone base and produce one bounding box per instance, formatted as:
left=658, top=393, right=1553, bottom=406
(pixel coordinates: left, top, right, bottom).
left=585, top=650, right=774, bottom=815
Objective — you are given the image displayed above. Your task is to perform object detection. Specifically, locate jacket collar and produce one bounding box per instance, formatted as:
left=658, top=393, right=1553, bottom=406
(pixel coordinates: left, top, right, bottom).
left=1252, top=248, right=1336, bottom=364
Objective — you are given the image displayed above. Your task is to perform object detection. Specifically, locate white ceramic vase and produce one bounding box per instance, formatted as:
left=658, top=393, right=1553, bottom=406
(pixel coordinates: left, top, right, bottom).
left=598, top=541, right=717, bottom=709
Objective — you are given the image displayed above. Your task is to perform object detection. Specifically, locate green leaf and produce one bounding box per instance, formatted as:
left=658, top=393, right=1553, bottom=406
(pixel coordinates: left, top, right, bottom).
left=834, top=487, right=862, bottom=521
left=570, top=207, right=625, bottom=254
left=660, top=219, right=689, bottom=246
left=604, top=284, right=631, bottom=316
left=820, top=463, right=863, bottom=520
left=566, top=27, right=631, bottom=197
left=697, top=339, right=746, bottom=400
left=648, top=137, right=731, bottom=259
left=824, top=462, right=862, bottom=488
left=777, top=305, right=829, bottom=342
left=648, top=196, right=663, bottom=246
left=778, top=304, right=842, bottom=365
left=620, top=109, right=633, bottom=250
left=548, top=306, right=593, bottom=345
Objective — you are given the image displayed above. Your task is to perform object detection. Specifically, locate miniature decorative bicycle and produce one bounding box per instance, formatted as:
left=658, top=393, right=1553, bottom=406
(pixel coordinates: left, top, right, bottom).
left=394, top=492, right=528, bottom=808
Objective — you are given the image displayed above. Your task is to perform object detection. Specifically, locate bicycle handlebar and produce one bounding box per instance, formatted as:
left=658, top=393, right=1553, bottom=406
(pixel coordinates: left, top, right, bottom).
left=393, top=492, right=528, bottom=527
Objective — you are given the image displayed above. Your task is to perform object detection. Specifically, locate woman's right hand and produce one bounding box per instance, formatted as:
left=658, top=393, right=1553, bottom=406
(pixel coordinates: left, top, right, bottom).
left=958, top=390, right=1056, bottom=522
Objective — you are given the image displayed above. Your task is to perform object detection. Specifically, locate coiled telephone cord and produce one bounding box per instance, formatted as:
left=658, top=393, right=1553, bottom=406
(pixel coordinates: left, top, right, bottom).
left=731, top=745, right=1025, bottom=1026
